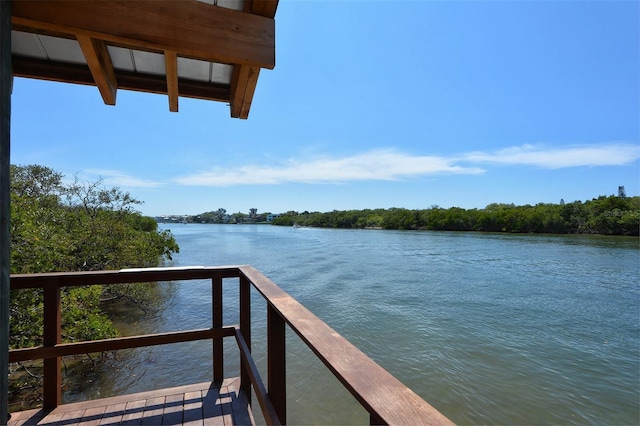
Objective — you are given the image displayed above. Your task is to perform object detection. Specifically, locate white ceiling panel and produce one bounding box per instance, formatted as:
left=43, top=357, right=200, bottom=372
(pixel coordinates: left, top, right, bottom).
left=211, top=63, right=233, bottom=84
left=197, top=0, right=244, bottom=10
left=217, top=0, right=244, bottom=11
left=177, top=56, right=210, bottom=82
left=11, top=31, right=46, bottom=59
left=38, top=35, right=85, bottom=64
left=107, top=46, right=135, bottom=72
left=132, top=50, right=165, bottom=76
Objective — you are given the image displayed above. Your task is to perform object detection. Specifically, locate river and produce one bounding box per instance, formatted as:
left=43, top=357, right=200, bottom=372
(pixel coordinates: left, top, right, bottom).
left=66, top=224, right=639, bottom=425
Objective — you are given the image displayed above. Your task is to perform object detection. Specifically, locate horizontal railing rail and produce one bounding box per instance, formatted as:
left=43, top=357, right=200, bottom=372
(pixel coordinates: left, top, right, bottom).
left=9, top=266, right=453, bottom=425
left=9, top=327, right=236, bottom=363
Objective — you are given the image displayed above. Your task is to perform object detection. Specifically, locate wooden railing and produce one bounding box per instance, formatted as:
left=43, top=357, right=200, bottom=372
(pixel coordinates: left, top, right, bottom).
left=9, top=266, right=453, bottom=425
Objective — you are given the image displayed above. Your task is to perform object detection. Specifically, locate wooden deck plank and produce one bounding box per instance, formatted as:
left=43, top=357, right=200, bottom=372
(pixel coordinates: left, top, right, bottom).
left=7, top=408, right=45, bottom=425
left=63, top=409, right=85, bottom=425
left=10, top=411, right=45, bottom=426
left=140, top=396, right=165, bottom=425
left=78, top=405, right=107, bottom=426
left=36, top=411, right=65, bottom=424
left=226, top=379, right=253, bottom=426
left=218, top=383, right=235, bottom=426
left=182, top=390, right=204, bottom=426
left=98, top=402, right=127, bottom=425
left=217, top=385, right=234, bottom=426
left=161, top=393, right=185, bottom=425
left=121, top=399, right=146, bottom=425
left=201, top=385, right=224, bottom=426
left=8, top=380, right=253, bottom=426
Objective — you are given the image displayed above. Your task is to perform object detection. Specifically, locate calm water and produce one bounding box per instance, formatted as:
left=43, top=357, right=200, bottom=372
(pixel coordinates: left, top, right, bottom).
left=69, top=224, right=639, bottom=425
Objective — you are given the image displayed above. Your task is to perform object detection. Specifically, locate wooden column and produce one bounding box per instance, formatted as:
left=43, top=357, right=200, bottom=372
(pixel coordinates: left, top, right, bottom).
left=0, top=0, right=11, bottom=422
left=267, top=304, right=286, bottom=424
left=212, top=275, right=223, bottom=383
left=239, top=275, right=251, bottom=403
left=43, top=284, right=61, bottom=409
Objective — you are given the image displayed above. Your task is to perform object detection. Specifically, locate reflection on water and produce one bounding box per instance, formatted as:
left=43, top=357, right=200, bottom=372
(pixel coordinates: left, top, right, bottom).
left=66, top=225, right=639, bottom=425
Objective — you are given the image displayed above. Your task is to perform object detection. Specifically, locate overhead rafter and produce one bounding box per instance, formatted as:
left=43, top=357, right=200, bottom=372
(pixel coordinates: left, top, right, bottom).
left=12, top=0, right=275, bottom=69
left=10, top=0, right=278, bottom=117
left=76, top=35, right=117, bottom=105
left=164, top=51, right=178, bottom=112
left=11, top=56, right=232, bottom=102
left=229, top=0, right=278, bottom=119
left=230, top=65, right=260, bottom=119
left=247, top=0, right=279, bottom=18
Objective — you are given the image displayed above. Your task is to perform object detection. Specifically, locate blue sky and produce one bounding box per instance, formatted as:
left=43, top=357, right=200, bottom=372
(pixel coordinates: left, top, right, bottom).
left=11, top=0, right=639, bottom=217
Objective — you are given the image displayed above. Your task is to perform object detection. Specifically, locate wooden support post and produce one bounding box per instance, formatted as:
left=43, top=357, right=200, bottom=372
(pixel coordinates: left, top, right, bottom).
left=239, top=275, right=251, bottom=403
left=0, top=0, right=11, bottom=422
left=76, top=35, right=117, bottom=106
left=164, top=50, right=178, bottom=112
left=267, top=304, right=286, bottom=424
left=43, top=284, right=61, bottom=409
left=212, top=275, right=223, bottom=383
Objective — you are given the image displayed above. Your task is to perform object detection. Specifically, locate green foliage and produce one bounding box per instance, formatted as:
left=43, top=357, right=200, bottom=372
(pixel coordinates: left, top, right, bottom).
left=9, top=165, right=180, bottom=349
left=9, top=289, right=44, bottom=348
left=193, top=208, right=228, bottom=223
left=60, top=286, right=117, bottom=343
left=271, top=195, right=640, bottom=236
left=271, top=214, right=296, bottom=226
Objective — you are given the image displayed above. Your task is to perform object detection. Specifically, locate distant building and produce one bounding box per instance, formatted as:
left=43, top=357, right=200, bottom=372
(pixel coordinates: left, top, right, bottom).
left=155, top=215, right=189, bottom=223
left=266, top=213, right=281, bottom=222
left=618, top=186, right=626, bottom=197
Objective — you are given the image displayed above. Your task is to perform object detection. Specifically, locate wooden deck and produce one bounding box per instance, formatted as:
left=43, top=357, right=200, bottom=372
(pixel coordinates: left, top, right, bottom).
left=8, top=378, right=253, bottom=426
left=8, top=267, right=454, bottom=425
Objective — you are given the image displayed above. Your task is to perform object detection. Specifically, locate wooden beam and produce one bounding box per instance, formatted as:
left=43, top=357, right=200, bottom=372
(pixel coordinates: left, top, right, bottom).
left=227, top=0, right=276, bottom=117
left=230, top=65, right=260, bottom=119
left=10, top=266, right=242, bottom=290
left=246, top=0, right=279, bottom=18
left=12, top=56, right=231, bottom=103
left=164, top=51, right=178, bottom=112
left=76, top=35, right=117, bottom=105
left=12, top=0, right=275, bottom=69
left=9, top=327, right=236, bottom=363
left=12, top=55, right=95, bottom=85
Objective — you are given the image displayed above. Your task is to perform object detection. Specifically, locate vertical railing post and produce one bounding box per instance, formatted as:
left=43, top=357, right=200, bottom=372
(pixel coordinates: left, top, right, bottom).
left=0, top=0, right=11, bottom=422
left=267, top=304, right=286, bottom=424
left=212, top=274, right=223, bottom=383
left=43, top=283, right=61, bottom=409
left=239, top=274, right=251, bottom=403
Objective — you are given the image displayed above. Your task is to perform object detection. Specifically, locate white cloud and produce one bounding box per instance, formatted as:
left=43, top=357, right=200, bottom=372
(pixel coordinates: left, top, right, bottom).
left=462, top=143, right=639, bottom=169
left=80, top=169, right=163, bottom=188
left=74, top=143, right=638, bottom=189
left=174, top=149, right=486, bottom=186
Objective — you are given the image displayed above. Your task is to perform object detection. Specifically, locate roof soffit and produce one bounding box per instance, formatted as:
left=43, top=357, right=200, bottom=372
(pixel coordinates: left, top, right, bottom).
left=9, top=0, right=278, bottom=118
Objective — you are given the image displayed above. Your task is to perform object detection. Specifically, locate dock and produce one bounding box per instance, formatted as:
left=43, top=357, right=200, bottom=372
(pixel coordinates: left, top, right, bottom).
left=9, top=379, right=250, bottom=426
left=8, top=266, right=454, bottom=425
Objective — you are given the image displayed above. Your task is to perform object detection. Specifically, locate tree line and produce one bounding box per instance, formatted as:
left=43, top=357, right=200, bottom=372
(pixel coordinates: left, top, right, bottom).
left=190, top=207, right=266, bottom=224
left=10, top=165, right=179, bottom=409
left=270, top=195, right=640, bottom=236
